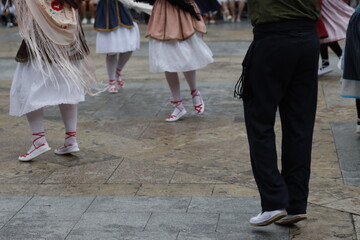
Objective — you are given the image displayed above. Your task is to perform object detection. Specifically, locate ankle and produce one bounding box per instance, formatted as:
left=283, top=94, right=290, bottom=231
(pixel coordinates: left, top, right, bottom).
left=116, top=68, right=122, bottom=79
left=191, top=89, right=199, bottom=95
left=321, top=59, right=330, bottom=67
left=64, top=132, right=77, bottom=145
left=31, top=132, right=47, bottom=147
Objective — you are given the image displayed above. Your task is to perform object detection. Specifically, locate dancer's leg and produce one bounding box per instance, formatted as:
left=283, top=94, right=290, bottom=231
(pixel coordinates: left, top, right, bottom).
left=59, top=104, right=78, bottom=145
left=19, top=108, right=50, bottom=161
left=318, top=44, right=332, bottom=75
left=26, top=108, right=47, bottom=149
left=237, top=1, right=245, bottom=22
left=165, top=72, right=182, bottom=101
left=183, top=70, right=197, bottom=91
left=165, top=72, right=186, bottom=121
left=183, top=70, right=205, bottom=114
left=320, top=43, right=329, bottom=64
left=55, top=104, right=80, bottom=154
left=328, top=41, right=343, bottom=58
left=229, top=0, right=236, bottom=21
left=116, top=51, right=133, bottom=87
left=106, top=54, right=118, bottom=93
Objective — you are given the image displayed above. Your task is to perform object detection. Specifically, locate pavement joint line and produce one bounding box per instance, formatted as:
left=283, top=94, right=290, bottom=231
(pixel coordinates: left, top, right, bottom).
left=136, top=120, right=152, bottom=140
left=134, top=183, right=142, bottom=196
left=214, top=213, right=221, bottom=233
left=185, top=197, right=193, bottom=214
left=64, top=196, right=97, bottom=240
left=142, top=212, right=153, bottom=231
left=351, top=214, right=358, bottom=240
left=104, top=157, right=125, bottom=184
left=175, top=231, right=180, bottom=240
left=0, top=196, right=34, bottom=231
left=169, top=169, right=177, bottom=184
left=40, top=169, right=57, bottom=184
left=210, top=183, right=216, bottom=196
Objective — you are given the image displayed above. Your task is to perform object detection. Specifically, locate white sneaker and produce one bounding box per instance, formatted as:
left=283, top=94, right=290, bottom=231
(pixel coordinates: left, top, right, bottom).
left=165, top=101, right=187, bottom=122
left=337, top=56, right=344, bottom=71
left=90, top=18, right=95, bottom=24
left=318, top=65, right=333, bottom=76
left=82, top=18, right=88, bottom=25
left=249, top=209, right=287, bottom=226
left=54, top=142, right=80, bottom=155
left=6, top=22, right=13, bottom=28
left=275, top=214, right=307, bottom=225
left=18, top=143, right=51, bottom=162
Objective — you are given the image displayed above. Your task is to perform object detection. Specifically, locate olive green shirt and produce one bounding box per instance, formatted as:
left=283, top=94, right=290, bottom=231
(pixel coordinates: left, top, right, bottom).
left=248, top=0, right=320, bottom=26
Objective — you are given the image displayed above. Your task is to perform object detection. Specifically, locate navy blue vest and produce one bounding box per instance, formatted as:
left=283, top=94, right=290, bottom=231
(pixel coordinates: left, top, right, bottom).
left=94, top=0, right=138, bottom=31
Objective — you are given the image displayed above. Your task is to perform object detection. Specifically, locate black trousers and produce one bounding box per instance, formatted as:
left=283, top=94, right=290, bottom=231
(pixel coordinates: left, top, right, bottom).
left=243, top=21, right=319, bottom=214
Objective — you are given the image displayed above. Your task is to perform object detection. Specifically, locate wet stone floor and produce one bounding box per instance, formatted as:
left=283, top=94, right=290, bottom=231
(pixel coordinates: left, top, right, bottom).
left=0, top=22, right=359, bottom=239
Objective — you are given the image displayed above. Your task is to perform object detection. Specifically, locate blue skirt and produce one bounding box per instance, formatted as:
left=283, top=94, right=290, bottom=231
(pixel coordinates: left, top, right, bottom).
left=194, top=0, right=220, bottom=14
left=94, top=0, right=138, bottom=31
left=341, top=5, right=360, bottom=99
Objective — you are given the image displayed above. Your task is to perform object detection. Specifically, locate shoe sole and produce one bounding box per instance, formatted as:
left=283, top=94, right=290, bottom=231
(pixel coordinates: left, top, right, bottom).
left=318, top=69, right=333, bottom=76
left=275, top=215, right=308, bottom=225
left=18, top=147, right=51, bottom=162
left=54, top=148, right=80, bottom=155
left=250, top=212, right=287, bottom=227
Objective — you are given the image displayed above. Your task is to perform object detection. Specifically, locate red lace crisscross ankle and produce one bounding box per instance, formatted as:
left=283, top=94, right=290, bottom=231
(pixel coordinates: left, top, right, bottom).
left=57, top=132, right=76, bottom=150
left=108, top=80, right=118, bottom=93
left=65, top=132, right=77, bottom=139
left=19, top=132, right=46, bottom=158
left=165, top=100, right=187, bottom=122
left=116, top=68, right=125, bottom=87
left=191, top=89, right=204, bottom=113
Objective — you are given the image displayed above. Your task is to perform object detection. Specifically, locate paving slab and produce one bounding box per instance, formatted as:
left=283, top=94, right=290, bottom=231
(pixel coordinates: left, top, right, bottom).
left=188, top=197, right=259, bottom=214
left=87, top=196, right=191, bottom=213
left=145, top=212, right=219, bottom=234
left=0, top=220, right=76, bottom=240
left=1, top=20, right=360, bottom=240
left=13, top=196, right=95, bottom=221
left=331, top=121, right=360, bottom=186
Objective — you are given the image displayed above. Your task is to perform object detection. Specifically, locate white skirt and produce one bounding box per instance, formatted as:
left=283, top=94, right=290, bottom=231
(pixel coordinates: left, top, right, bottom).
left=96, top=23, right=140, bottom=54
left=149, top=33, right=214, bottom=73
left=10, top=62, right=85, bottom=117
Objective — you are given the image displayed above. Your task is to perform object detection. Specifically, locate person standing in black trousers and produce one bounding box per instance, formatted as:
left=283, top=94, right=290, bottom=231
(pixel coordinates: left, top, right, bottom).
left=234, top=0, right=320, bottom=227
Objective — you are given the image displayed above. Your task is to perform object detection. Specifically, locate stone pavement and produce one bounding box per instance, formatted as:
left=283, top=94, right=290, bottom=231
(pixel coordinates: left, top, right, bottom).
left=0, top=22, right=359, bottom=239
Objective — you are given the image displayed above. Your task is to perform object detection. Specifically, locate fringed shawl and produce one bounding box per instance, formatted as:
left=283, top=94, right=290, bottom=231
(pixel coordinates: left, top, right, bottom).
left=14, top=0, right=99, bottom=95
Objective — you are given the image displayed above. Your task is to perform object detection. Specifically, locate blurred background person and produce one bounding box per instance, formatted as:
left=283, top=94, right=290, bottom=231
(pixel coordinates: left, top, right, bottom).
left=0, top=0, right=16, bottom=28
left=340, top=4, right=360, bottom=133
left=81, top=0, right=96, bottom=25
left=218, top=0, right=232, bottom=21
left=229, top=0, right=246, bottom=23
left=195, top=0, right=221, bottom=24
left=317, top=0, right=354, bottom=75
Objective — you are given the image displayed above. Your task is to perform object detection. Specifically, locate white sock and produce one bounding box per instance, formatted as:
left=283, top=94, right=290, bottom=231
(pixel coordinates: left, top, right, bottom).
left=170, top=100, right=185, bottom=116
left=26, top=108, right=47, bottom=152
left=106, top=54, right=117, bottom=80
left=165, top=72, right=182, bottom=101
left=183, top=70, right=197, bottom=90
left=117, top=52, right=132, bottom=72
left=59, top=104, right=78, bottom=145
